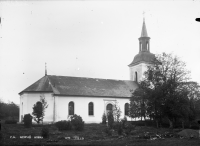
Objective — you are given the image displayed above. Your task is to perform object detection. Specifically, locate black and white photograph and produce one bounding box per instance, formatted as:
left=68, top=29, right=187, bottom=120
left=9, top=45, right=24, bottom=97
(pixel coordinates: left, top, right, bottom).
left=0, top=0, right=200, bottom=145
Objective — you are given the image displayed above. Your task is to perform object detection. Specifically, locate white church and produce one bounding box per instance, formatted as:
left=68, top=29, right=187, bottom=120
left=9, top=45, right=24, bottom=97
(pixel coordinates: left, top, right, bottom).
left=19, top=20, right=155, bottom=123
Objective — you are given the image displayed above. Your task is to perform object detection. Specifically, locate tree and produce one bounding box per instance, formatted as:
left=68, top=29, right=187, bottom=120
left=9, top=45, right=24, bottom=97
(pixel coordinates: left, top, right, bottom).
left=32, top=96, right=48, bottom=124
left=0, top=99, right=19, bottom=119
left=130, top=53, right=193, bottom=128
left=112, top=102, right=122, bottom=122
left=180, top=81, right=200, bottom=127
left=130, top=86, right=149, bottom=122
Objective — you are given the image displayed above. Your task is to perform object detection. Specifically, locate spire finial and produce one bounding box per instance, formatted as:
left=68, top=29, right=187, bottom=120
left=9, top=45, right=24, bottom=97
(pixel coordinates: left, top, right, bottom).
left=143, top=11, right=145, bottom=22
left=45, top=62, right=47, bottom=76
left=141, top=13, right=148, bottom=37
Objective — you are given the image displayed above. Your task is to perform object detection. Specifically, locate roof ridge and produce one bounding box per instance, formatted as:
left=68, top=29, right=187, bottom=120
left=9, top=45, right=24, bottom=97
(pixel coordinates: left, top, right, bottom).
left=48, top=75, right=133, bottom=82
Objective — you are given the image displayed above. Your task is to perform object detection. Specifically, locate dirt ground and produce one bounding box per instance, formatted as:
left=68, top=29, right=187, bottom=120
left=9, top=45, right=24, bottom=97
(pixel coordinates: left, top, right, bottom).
left=1, top=123, right=200, bottom=146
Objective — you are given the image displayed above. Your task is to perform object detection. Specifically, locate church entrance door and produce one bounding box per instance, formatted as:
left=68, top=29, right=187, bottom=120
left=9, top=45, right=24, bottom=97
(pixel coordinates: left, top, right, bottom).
left=106, top=103, right=113, bottom=115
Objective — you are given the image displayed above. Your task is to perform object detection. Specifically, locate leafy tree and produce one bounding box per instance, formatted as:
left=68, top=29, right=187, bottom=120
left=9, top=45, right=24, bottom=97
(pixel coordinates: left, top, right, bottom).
left=112, top=102, right=122, bottom=122
left=130, top=87, right=149, bottom=121
left=0, top=99, right=19, bottom=119
left=32, top=96, right=48, bottom=124
left=130, top=53, right=196, bottom=128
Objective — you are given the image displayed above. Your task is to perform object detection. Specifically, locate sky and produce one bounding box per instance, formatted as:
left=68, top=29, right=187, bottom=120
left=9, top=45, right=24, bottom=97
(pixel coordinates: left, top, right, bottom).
left=0, top=0, right=200, bottom=104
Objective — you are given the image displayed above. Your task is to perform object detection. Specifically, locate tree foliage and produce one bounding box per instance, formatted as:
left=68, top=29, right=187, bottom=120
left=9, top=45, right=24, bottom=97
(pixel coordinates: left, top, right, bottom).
left=32, top=96, right=48, bottom=124
left=129, top=53, right=200, bottom=128
left=0, top=100, right=19, bottom=119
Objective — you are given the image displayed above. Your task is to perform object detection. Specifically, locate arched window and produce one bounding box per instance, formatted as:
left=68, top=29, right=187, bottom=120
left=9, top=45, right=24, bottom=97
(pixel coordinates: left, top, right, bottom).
left=68, top=101, right=74, bottom=115
left=135, top=72, right=138, bottom=82
left=36, top=101, right=42, bottom=110
left=125, top=103, right=129, bottom=116
left=106, top=103, right=113, bottom=115
left=88, top=102, right=94, bottom=116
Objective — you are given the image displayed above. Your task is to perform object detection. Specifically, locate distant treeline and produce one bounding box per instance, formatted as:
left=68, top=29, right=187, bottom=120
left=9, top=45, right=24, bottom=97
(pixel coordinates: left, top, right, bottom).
left=0, top=99, right=19, bottom=120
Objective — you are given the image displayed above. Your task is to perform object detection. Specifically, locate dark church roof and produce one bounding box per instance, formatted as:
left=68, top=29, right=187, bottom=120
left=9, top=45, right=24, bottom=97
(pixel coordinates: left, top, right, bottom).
left=128, top=52, right=155, bottom=66
left=19, top=75, right=138, bottom=97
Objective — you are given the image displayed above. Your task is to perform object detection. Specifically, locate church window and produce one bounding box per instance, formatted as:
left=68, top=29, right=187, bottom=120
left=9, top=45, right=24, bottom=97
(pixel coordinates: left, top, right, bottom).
left=36, top=102, right=42, bottom=110
left=69, top=101, right=74, bottom=115
left=135, top=72, right=138, bottom=82
left=125, top=103, right=129, bottom=116
left=88, top=102, right=94, bottom=116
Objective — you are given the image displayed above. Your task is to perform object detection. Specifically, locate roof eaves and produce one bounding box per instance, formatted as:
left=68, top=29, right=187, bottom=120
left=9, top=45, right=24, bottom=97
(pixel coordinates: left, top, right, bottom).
left=53, top=94, right=132, bottom=98
left=19, top=91, right=53, bottom=96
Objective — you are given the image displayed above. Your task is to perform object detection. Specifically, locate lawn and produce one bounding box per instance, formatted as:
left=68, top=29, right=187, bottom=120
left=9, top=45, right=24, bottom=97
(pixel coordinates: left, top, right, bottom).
left=1, top=123, right=200, bottom=146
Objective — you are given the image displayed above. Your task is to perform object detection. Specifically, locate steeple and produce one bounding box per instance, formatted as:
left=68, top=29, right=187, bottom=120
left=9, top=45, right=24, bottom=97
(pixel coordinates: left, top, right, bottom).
left=141, top=19, right=148, bottom=37
left=129, top=18, right=155, bottom=67
left=45, top=63, right=47, bottom=76
left=139, top=19, right=150, bottom=53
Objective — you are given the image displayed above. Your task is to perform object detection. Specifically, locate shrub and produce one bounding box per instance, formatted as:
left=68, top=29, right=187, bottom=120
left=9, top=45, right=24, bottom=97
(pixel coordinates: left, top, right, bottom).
left=5, top=119, right=17, bottom=124
left=23, top=114, right=32, bottom=128
left=41, top=127, right=49, bottom=139
left=107, top=111, right=114, bottom=128
left=104, top=127, right=112, bottom=136
left=112, top=122, right=124, bottom=135
left=124, top=122, right=136, bottom=136
left=55, top=120, right=72, bottom=131
left=0, top=131, right=3, bottom=141
left=102, top=112, right=107, bottom=125
left=70, top=114, right=84, bottom=131
left=121, top=117, right=127, bottom=129
left=116, top=122, right=123, bottom=135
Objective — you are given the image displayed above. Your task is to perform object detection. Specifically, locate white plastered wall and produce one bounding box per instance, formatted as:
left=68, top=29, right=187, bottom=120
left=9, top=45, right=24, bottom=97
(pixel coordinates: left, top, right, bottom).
left=20, top=93, right=133, bottom=123
left=129, top=62, right=148, bottom=82
left=55, top=96, right=132, bottom=123
left=19, top=93, right=54, bottom=123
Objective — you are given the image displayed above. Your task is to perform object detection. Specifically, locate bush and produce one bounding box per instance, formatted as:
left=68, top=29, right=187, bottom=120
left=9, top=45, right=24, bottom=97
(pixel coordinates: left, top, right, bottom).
left=55, top=120, right=72, bottom=131
left=107, top=111, right=114, bottom=128
left=104, top=127, right=112, bottom=136
left=121, top=117, right=127, bottom=129
left=102, top=112, right=107, bottom=125
left=23, top=114, right=32, bottom=128
left=41, top=127, right=49, bottom=139
left=0, top=131, right=3, bottom=141
left=124, top=122, right=135, bottom=136
left=70, top=114, right=84, bottom=131
left=190, top=125, right=199, bottom=130
left=5, top=119, right=17, bottom=124
left=115, top=122, right=123, bottom=135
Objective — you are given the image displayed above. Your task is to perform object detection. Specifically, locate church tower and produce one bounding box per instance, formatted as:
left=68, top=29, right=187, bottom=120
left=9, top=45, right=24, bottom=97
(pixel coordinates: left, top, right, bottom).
left=128, top=19, right=155, bottom=82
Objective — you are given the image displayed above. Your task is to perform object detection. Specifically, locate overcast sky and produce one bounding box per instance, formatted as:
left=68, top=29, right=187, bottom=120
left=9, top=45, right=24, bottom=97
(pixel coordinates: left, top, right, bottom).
left=0, top=0, right=200, bottom=104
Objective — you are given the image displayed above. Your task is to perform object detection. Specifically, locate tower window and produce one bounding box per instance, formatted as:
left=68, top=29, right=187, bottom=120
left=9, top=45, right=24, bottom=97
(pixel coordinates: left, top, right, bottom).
left=135, top=72, right=138, bottom=82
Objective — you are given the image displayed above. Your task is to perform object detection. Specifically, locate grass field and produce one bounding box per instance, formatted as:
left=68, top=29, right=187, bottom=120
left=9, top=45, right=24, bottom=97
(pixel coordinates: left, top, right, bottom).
left=1, top=123, right=200, bottom=146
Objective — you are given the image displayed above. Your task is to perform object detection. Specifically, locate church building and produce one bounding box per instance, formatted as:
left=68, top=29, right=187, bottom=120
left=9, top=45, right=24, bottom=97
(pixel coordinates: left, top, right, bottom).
left=19, top=19, right=155, bottom=123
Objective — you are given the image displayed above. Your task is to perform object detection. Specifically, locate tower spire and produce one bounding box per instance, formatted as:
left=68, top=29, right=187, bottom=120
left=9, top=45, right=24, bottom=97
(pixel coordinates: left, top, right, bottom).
left=141, top=19, right=148, bottom=37
left=139, top=18, right=150, bottom=52
left=45, top=63, right=47, bottom=76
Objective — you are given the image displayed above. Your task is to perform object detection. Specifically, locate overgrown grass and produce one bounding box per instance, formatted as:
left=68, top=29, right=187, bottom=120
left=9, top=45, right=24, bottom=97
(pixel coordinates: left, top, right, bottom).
left=1, top=123, right=200, bottom=146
